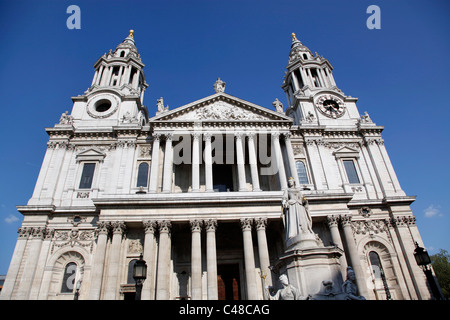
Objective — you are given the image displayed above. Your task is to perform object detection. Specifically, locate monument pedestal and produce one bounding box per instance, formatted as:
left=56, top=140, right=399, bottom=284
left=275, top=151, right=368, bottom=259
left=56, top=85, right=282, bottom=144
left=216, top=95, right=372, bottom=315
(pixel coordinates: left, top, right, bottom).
left=275, top=241, right=344, bottom=298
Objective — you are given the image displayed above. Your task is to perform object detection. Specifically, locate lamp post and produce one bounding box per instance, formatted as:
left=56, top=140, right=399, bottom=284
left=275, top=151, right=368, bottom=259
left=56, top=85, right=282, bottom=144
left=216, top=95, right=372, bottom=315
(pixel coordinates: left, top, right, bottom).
left=133, top=253, right=147, bottom=300
left=413, top=242, right=443, bottom=300
left=74, top=280, right=82, bottom=300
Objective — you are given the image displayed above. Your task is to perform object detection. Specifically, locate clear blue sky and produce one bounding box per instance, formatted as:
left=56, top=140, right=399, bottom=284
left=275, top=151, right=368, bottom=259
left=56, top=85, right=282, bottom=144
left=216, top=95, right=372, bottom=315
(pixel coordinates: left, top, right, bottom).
left=0, top=0, right=449, bottom=275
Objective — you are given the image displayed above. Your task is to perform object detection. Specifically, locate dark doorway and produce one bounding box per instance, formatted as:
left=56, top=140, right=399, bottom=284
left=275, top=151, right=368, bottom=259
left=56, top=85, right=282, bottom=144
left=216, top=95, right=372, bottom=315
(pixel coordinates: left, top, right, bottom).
left=217, top=264, right=241, bottom=300
left=213, top=164, right=234, bottom=192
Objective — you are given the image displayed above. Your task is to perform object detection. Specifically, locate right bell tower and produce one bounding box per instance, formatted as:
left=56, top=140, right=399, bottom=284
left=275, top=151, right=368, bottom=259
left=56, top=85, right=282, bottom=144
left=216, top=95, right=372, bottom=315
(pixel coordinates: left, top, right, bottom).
left=282, top=33, right=360, bottom=127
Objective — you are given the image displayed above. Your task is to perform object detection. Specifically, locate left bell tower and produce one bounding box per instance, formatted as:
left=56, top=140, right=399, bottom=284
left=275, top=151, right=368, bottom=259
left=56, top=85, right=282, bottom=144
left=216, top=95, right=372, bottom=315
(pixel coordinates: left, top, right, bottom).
left=70, top=30, right=149, bottom=127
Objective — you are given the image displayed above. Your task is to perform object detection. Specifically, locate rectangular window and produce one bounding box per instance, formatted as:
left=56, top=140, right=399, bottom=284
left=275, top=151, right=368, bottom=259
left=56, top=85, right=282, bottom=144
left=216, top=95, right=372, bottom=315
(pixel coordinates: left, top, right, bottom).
left=79, top=163, right=95, bottom=189
left=296, top=161, right=309, bottom=184
left=343, top=160, right=360, bottom=184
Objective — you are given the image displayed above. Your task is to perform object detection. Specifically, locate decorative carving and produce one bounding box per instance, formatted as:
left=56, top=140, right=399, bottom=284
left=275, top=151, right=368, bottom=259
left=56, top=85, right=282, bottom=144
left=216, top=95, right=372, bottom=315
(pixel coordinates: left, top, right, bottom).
left=240, top=218, right=253, bottom=231
left=190, top=219, right=203, bottom=232
left=111, top=221, right=126, bottom=235
left=77, top=191, right=90, bottom=199
left=156, top=97, right=169, bottom=114
left=204, top=219, right=217, bottom=232
left=143, top=220, right=157, bottom=234
left=128, top=239, right=143, bottom=254
left=158, top=220, right=171, bottom=233
left=52, top=228, right=95, bottom=253
left=193, top=101, right=266, bottom=121
left=352, top=219, right=387, bottom=236
left=255, top=217, right=268, bottom=230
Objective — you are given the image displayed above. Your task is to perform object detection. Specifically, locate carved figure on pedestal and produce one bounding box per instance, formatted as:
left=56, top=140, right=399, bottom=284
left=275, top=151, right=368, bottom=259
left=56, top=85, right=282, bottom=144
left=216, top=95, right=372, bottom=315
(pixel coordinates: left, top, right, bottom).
left=342, top=266, right=366, bottom=300
left=267, top=274, right=309, bottom=300
left=282, top=177, right=313, bottom=241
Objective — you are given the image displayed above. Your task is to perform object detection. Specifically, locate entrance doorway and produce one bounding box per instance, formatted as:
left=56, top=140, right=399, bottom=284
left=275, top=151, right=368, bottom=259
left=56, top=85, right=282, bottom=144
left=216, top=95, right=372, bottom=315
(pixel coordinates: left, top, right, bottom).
left=217, top=263, right=241, bottom=300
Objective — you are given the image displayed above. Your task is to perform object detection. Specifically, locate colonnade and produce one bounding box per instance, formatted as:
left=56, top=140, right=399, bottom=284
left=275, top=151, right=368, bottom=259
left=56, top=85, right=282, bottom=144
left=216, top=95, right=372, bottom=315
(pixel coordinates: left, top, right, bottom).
left=88, top=217, right=272, bottom=300
left=148, top=131, right=300, bottom=193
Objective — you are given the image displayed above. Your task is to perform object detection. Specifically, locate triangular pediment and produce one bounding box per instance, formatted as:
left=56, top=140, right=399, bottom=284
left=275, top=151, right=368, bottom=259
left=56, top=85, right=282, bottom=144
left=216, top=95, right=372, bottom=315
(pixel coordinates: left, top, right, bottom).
left=150, top=93, right=292, bottom=123
left=76, top=148, right=106, bottom=161
left=333, top=146, right=360, bottom=158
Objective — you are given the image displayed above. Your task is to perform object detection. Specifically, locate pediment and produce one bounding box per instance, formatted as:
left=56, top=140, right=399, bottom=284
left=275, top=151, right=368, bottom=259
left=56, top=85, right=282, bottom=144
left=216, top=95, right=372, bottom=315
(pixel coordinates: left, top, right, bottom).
left=76, top=148, right=106, bottom=162
left=333, top=146, right=360, bottom=158
left=150, top=93, right=292, bottom=123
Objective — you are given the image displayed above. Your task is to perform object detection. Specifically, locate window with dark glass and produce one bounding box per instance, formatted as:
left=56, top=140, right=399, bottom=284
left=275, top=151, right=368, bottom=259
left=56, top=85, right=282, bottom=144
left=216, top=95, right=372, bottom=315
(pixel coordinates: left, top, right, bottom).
left=296, top=161, right=309, bottom=184
left=61, top=262, right=77, bottom=293
left=137, top=162, right=149, bottom=187
left=79, top=163, right=95, bottom=189
left=343, top=160, right=360, bottom=184
left=127, top=259, right=137, bottom=284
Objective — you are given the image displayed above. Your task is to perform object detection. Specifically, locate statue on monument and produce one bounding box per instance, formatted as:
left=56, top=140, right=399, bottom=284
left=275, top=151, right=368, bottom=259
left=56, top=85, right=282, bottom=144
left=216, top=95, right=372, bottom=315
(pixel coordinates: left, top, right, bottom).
left=282, top=177, right=313, bottom=241
left=267, top=274, right=309, bottom=300
left=342, top=266, right=366, bottom=300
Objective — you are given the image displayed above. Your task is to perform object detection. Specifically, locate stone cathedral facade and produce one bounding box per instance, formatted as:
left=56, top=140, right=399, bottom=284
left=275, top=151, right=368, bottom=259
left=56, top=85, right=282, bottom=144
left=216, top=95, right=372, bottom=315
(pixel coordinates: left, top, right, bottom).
left=1, top=31, right=434, bottom=300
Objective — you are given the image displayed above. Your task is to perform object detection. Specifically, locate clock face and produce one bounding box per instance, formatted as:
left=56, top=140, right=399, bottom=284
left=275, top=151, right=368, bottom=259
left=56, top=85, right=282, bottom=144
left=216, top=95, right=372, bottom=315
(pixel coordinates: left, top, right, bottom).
left=316, top=95, right=345, bottom=118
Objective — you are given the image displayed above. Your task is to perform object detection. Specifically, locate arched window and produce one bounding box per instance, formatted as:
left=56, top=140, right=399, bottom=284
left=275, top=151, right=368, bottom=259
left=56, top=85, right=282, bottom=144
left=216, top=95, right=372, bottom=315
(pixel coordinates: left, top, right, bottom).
left=296, top=161, right=309, bottom=184
left=127, top=259, right=138, bottom=284
left=136, top=162, right=149, bottom=187
left=61, top=262, right=77, bottom=293
left=120, top=51, right=125, bottom=57
left=369, top=251, right=392, bottom=300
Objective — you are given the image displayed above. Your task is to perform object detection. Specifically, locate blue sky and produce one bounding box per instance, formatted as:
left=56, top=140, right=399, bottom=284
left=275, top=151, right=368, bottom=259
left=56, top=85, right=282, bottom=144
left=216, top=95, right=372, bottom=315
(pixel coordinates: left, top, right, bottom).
left=0, top=0, right=449, bottom=274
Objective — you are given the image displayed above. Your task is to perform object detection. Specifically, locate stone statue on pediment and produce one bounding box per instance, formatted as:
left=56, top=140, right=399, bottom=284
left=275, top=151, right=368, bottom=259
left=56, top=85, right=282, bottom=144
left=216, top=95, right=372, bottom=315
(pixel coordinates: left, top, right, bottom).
left=267, top=274, right=309, bottom=300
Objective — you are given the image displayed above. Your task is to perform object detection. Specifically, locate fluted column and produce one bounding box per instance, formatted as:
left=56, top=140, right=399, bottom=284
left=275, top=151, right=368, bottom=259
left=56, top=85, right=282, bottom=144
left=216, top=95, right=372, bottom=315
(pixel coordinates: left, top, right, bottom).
left=142, top=220, right=157, bottom=300
left=240, top=218, right=258, bottom=300
left=149, top=133, right=161, bottom=193
left=341, top=215, right=369, bottom=298
left=205, top=219, right=218, bottom=300
left=255, top=218, right=272, bottom=287
left=326, top=215, right=347, bottom=275
left=162, top=133, right=174, bottom=193
left=0, top=227, right=31, bottom=300
left=192, top=133, right=200, bottom=192
left=204, top=133, right=213, bottom=192
left=156, top=220, right=172, bottom=300
left=15, top=227, right=46, bottom=300
left=283, top=133, right=300, bottom=187
left=247, top=133, right=261, bottom=191
left=104, top=221, right=126, bottom=300
left=272, top=132, right=287, bottom=190
left=88, top=221, right=110, bottom=300
left=190, top=219, right=203, bottom=300
left=235, top=133, right=247, bottom=191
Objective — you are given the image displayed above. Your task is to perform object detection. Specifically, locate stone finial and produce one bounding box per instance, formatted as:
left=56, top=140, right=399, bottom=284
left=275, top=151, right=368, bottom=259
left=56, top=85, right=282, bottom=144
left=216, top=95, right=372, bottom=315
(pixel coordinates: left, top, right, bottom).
left=128, top=29, right=134, bottom=38
left=214, top=77, right=226, bottom=93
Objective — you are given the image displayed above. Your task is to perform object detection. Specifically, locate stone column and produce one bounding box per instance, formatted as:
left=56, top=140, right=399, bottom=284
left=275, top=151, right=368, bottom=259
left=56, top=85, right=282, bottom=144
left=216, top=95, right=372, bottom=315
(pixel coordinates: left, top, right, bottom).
left=142, top=220, right=157, bottom=300
left=29, top=228, right=54, bottom=300
left=235, top=132, right=247, bottom=191
left=326, top=215, right=347, bottom=275
left=205, top=219, right=218, bottom=300
left=149, top=133, right=161, bottom=193
left=240, top=218, right=258, bottom=300
left=272, top=132, right=287, bottom=190
left=104, top=221, right=126, bottom=300
left=15, top=227, right=46, bottom=300
left=162, top=133, right=174, bottom=193
left=88, top=221, right=110, bottom=300
left=204, top=133, right=213, bottom=192
left=247, top=133, right=261, bottom=191
left=341, top=215, right=369, bottom=298
left=283, top=133, right=300, bottom=187
left=0, top=227, right=31, bottom=300
left=255, top=218, right=272, bottom=287
left=156, top=220, right=172, bottom=300
left=190, top=219, right=203, bottom=300
left=192, top=133, right=200, bottom=192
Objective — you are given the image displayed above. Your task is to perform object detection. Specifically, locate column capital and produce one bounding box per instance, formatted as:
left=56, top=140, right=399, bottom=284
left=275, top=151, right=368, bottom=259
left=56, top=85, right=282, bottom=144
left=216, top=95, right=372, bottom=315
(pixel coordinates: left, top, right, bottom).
left=326, top=215, right=340, bottom=228
left=255, top=217, right=267, bottom=230
left=152, top=132, right=162, bottom=141
left=143, top=220, right=157, bottom=234
left=164, top=133, right=173, bottom=141
left=96, top=221, right=110, bottom=235
left=158, top=220, right=172, bottom=233
left=192, top=132, right=201, bottom=140
left=271, top=131, right=281, bottom=139
left=282, top=132, right=292, bottom=140
left=240, top=218, right=253, bottom=231
left=204, top=219, right=218, bottom=232
left=234, top=132, right=244, bottom=140
left=340, top=214, right=352, bottom=227
left=203, top=132, right=212, bottom=140
left=190, top=219, right=203, bottom=232
left=111, top=221, right=126, bottom=235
